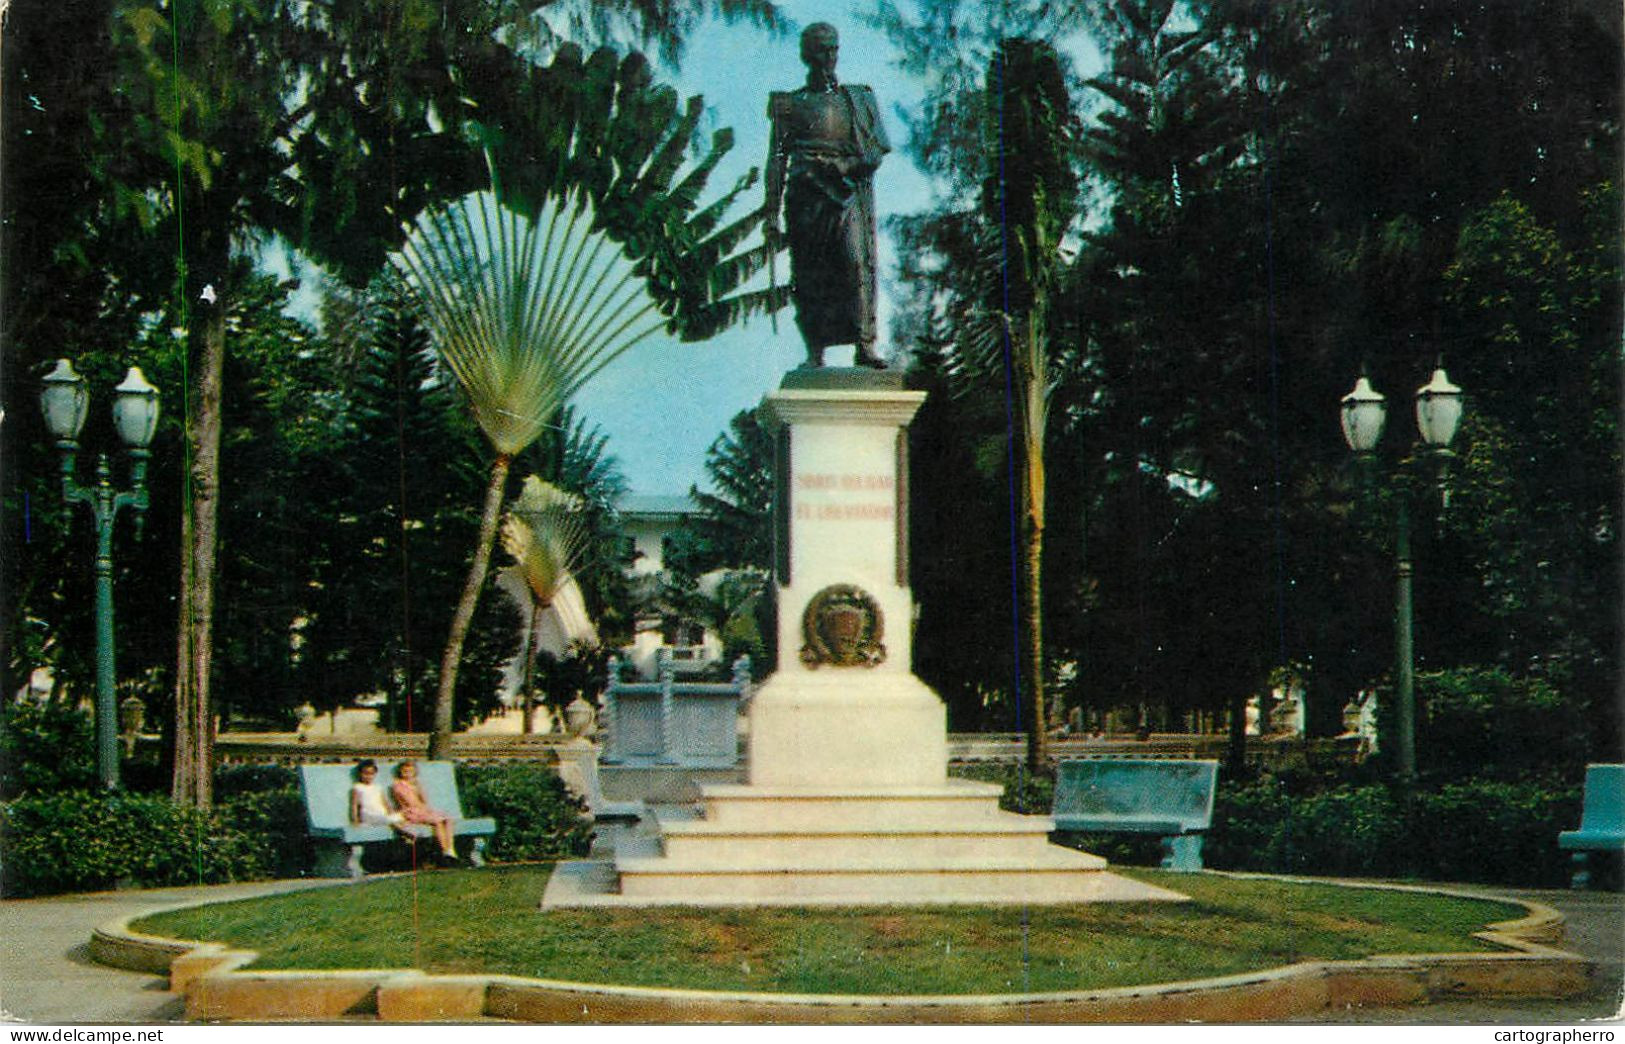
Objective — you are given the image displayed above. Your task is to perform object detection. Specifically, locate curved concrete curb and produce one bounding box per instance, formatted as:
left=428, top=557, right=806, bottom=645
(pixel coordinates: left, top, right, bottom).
left=89, top=875, right=1597, bottom=1023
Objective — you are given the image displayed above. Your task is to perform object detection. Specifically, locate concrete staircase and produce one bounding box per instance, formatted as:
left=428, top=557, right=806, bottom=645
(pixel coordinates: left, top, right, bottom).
left=600, top=780, right=1183, bottom=906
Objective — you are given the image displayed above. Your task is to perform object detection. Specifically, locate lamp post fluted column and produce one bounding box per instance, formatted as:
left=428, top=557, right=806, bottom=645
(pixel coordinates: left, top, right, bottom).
left=1392, top=492, right=1415, bottom=781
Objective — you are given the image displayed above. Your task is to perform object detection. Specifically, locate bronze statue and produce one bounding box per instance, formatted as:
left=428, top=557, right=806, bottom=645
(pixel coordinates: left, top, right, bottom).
left=765, top=22, right=890, bottom=369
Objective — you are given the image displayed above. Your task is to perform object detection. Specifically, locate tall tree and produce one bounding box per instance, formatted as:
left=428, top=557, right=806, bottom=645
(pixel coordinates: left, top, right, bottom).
left=499, top=476, right=591, bottom=732
left=393, top=190, right=663, bottom=759
left=975, top=38, right=1080, bottom=769
left=666, top=408, right=774, bottom=578
left=1076, top=0, right=1274, bottom=752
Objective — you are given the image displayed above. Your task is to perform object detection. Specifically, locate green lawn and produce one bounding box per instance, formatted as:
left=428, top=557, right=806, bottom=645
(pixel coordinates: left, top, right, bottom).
left=134, top=866, right=1523, bottom=996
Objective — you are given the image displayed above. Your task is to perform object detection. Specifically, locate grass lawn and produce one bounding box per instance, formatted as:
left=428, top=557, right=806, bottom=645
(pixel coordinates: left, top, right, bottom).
left=133, top=866, right=1523, bottom=996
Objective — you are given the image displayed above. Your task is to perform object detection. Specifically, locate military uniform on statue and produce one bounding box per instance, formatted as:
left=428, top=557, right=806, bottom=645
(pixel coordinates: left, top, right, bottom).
left=765, top=23, right=890, bottom=369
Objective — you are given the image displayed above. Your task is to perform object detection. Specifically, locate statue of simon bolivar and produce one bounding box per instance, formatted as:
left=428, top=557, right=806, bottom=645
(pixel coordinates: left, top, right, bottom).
left=764, top=22, right=890, bottom=369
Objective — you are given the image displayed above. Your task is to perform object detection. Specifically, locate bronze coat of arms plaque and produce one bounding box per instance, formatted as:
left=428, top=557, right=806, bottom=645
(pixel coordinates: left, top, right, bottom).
left=800, top=584, right=886, bottom=668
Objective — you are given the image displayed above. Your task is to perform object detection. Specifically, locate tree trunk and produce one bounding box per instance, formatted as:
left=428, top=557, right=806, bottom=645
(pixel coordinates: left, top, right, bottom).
left=172, top=290, right=226, bottom=808
left=1022, top=471, right=1048, bottom=773
left=520, top=596, right=537, bottom=735
left=1226, top=690, right=1248, bottom=776
left=429, top=454, right=510, bottom=759
left=1021, top=317, right=1049, bottom=773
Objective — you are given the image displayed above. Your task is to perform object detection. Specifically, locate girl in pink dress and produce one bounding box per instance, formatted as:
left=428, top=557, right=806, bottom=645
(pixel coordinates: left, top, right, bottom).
left=390, top=760, right=458, bottom=864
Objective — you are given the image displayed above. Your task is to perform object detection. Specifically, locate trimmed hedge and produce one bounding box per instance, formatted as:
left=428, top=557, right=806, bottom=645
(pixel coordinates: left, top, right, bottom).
left=0, top=702, right=97, bottom=799
left=0, top=791, right=269, bottom=897
left=1408, top=667, right=1589, bottom=783
left=457, top=762, right=592, bottom=862
left=1206, top=778, right=1584, bottom=887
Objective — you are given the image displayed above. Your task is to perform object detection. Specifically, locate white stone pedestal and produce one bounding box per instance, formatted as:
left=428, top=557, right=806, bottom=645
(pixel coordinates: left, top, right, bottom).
left=548, top=369, right=1183, bottom=908
left=749, top=373, right=944, bottom=788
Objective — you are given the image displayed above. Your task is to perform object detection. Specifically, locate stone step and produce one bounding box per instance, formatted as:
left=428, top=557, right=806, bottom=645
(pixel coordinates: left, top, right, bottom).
left=693, top=779, right=1012, bottom=830
left=653, top=818, right=1067, bottom=868
left=613, top=858, right=1181, bottom=905
left=618, top=844, right=1108, bottom=877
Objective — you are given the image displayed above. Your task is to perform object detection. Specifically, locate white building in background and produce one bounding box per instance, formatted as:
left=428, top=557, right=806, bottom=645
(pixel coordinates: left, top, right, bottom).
left=617, top=493, right=724, bottom=679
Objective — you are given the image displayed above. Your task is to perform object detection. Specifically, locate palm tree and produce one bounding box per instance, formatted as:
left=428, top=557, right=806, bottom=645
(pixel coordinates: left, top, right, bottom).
left=394, top=190, right=661, bottom=757
left=499, top=476, right=593, bottom=733
left=965, top=40, right=1080, bottom=771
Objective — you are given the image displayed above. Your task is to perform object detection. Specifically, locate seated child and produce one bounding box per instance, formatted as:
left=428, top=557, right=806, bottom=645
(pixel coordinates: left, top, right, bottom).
left=350, top=758, right=405, bottom=829
left=390, top=759, right=459, bottom=865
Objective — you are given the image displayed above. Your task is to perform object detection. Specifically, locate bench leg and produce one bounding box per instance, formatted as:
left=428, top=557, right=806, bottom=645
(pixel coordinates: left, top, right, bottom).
left=1570, top=852, right=1592, bottom=890
left=1161, top=834, right=1206, bottom=872
left=313, top=841, right=367, bottom=880
left=466, top=837, right=487, bottom=868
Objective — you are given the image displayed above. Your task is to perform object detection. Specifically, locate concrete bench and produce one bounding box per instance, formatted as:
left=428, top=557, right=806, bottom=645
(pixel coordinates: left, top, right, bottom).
left=1051, top=759, right=1219, bottom=871
left=1558, top=763, right=1624, bottom=889
left=298, top=761, right=496, bottom=879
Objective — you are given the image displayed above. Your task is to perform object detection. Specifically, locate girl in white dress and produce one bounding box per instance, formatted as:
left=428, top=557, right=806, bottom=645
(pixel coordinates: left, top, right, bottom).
left=349, top=759, right=404, bottom=827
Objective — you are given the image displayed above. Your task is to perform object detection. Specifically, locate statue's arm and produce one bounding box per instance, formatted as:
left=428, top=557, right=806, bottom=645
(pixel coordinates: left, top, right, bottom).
left=764, top=92, right=789, bottom=237
left=847, top=86, right=890, bottom=174
left=863, top=86, right=891, bottom=157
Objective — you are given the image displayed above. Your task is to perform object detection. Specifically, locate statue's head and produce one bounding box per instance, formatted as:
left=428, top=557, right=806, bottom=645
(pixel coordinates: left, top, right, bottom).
left=800, top=22, right=839, bottom=78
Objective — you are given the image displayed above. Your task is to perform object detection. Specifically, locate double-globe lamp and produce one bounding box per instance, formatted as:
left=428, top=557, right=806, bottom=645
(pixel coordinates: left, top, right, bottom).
left=40, top=358, right=161, bottom=789
left=1340, top=365, right=1464, bottom=782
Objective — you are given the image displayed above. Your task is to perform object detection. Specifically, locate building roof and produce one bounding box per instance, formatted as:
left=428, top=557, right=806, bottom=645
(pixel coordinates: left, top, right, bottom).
left=617, top=493, right=698, bottom=520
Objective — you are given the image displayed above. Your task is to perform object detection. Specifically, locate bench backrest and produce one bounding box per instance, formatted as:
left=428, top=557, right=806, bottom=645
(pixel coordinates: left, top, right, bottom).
left=1579, top=764, right=1625, bottom=832
left=1053, top=758, right=1219, bottom=830
left=298, top=760, right=469, bottom=830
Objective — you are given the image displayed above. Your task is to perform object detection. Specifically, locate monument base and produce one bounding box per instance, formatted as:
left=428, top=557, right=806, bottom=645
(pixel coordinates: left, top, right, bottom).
left=541, top=367, right=1184, bottom=908
left=543, top=777, right=1185, bottom=907
left=746, top=672, right=946, bottom=788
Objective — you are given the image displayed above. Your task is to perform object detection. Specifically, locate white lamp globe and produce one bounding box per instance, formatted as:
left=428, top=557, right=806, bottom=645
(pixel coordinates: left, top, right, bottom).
left=40, top=359, right=90, bottom=441
left=112, top=367, right=161, bottom=449
left=1415, top=367, right=1463, bottom=449
left=1340, top=375, right=1387, bottom=453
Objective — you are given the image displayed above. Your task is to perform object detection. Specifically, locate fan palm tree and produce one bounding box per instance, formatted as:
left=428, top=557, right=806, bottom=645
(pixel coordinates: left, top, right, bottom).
left=394, top=190, right=661, bottom=757
left=499, top=476, right=593, bottom=733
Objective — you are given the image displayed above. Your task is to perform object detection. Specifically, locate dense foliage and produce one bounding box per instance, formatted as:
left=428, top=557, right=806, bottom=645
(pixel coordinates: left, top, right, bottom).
left=1206, top=778, right=1584, bottom=888
left=877, top=0, right=1621, bottom=767
left=2, top=3, right=784, bottom=796
left=0, top=703, right=100, bottom=800
left=0, top=791, right=269, bottom=897
left=456, top=763, right=593, bottom=862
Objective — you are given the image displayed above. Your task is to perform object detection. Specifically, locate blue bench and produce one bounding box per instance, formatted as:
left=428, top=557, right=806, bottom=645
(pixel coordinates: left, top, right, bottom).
left=1052, top=759, right=1219, bottom=871
left=1558, top=764, right=1624, bottom=889
left=298, top=761, right=496, bottom=879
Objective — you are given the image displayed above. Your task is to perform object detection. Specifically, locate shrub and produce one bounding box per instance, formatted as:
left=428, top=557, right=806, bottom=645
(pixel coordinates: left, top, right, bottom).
left=950, top=763, right=1055, bottom=814
left=0, top=791, right=269, bottom=897
left=215, top=764, right=299, bottom=799
left=1397, top=667, right=1588, bottom=783
left=1406, top=780, right=1582, bottom=887
left=1, top=702, right=97, bottom=799
left=1207, top=777, right=1583, bottom=887
left=457, top=763, right=591, bottom=862
left=216, top=787, right=311, bottom=879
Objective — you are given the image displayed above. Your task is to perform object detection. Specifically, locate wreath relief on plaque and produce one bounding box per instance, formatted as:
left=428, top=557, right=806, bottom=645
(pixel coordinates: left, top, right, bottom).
left=800, top=584, right=887, bottom=668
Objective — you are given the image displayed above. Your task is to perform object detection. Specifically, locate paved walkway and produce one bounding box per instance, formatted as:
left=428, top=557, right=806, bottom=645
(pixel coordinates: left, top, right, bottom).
left=0, top=877, right=1619, bottom=1025
left=0, top=879, right=338, bottom=1025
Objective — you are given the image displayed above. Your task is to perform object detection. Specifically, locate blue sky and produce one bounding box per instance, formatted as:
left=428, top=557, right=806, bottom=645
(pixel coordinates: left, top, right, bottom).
left=573, top=1, right=937, bottom=497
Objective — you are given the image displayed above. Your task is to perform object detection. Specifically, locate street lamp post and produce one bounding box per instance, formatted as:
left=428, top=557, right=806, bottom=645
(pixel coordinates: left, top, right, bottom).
left=39, top=359, right=161, bottom=789
left=1340, top=365, right=1463, bottom=782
